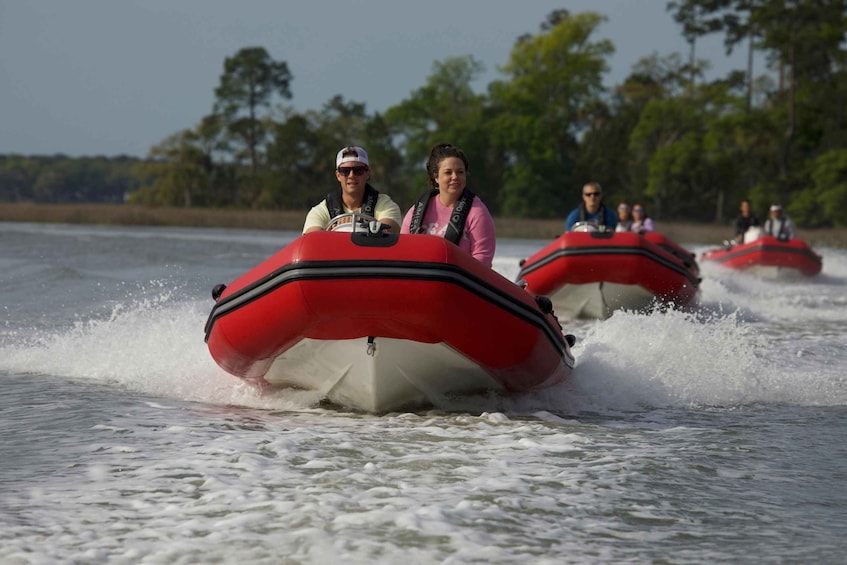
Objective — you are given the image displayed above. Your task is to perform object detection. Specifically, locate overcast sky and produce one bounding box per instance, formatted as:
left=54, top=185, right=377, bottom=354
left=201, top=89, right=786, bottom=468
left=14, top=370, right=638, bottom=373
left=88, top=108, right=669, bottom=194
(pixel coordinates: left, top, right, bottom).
left=0, top=1, right=747, bottom=158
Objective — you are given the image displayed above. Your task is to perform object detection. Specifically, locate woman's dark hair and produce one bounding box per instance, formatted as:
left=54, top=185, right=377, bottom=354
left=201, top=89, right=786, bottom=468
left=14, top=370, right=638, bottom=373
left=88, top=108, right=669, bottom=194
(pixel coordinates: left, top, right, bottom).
left=426, top=142, right=469, bottom=188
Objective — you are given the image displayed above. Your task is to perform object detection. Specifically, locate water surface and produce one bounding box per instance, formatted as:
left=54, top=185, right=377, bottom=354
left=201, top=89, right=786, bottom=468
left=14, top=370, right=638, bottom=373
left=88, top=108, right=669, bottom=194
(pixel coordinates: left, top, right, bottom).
left=2, top=222, right=845, bottom=563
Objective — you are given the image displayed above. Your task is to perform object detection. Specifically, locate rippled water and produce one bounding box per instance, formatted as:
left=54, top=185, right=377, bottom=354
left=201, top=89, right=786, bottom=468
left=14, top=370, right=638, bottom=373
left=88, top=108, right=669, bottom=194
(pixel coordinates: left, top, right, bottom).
left=2, top=222, right=846, bottom=563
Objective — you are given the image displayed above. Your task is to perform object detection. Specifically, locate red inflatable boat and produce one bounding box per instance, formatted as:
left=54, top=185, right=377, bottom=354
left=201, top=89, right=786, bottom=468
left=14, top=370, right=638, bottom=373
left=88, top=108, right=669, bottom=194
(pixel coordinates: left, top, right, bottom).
left=516, top=229, right=701, bottom=320
left=701, top=235, right=822, bottom=277
left=204, top=222, right=575, bottom=413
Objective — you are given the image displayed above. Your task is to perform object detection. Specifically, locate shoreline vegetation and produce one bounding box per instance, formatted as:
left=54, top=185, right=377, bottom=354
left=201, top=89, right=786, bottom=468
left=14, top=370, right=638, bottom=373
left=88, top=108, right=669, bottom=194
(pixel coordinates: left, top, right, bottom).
left=2, top=202, right=846, bottom=247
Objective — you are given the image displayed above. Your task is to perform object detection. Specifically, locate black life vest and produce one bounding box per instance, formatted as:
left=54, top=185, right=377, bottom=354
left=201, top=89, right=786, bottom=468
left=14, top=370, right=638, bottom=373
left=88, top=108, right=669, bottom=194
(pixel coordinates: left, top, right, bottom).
left=764, top=218, right=789, bottom=239
left=324, top=183, right=380, bottom=218
left=408, top=188, right=476, bottom=245
left=578, top=203, right=611, bottom=229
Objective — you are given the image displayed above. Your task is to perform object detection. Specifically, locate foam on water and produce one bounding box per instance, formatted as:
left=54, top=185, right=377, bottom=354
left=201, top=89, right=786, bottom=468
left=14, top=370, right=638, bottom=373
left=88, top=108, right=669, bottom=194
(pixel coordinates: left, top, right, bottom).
left=566, top=308, right=841, bottom=409
left=0, top=406, right=642, bottom=563
left=0, top=280, right=322, bottom=411
left=2, top=266, right=844, bottom=416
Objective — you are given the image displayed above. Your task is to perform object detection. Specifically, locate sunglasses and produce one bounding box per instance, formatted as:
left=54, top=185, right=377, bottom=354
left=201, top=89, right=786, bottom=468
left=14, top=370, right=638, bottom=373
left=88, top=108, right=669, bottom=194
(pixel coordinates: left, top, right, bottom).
left=583, top=192, right=602, bottom=197
left=633, top=207, right=644, bottom=212
left=338, top=166, right=368, bottom=177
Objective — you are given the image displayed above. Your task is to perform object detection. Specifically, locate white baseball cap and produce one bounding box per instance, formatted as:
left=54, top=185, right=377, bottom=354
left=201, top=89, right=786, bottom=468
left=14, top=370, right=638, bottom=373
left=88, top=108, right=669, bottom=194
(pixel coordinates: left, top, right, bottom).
left=336, top=146, right=369, bottom=167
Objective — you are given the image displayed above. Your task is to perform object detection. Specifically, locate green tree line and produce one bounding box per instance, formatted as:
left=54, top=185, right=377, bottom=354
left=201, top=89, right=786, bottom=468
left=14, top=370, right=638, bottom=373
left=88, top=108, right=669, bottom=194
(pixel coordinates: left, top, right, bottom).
left=2, top=4, right=846, bottom=227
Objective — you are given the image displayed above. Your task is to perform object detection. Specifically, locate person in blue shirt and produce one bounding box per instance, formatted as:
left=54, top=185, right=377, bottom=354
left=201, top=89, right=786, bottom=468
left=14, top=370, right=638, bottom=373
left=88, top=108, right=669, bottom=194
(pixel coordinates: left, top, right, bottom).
left=565, top=182, right=619, bottom=232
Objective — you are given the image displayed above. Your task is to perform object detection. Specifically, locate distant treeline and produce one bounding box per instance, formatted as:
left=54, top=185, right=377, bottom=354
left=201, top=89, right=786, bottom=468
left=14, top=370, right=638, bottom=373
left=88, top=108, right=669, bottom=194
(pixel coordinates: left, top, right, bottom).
left=2, top=4, right=847, bottom=227
left=0, top=154, right=140, bottom=204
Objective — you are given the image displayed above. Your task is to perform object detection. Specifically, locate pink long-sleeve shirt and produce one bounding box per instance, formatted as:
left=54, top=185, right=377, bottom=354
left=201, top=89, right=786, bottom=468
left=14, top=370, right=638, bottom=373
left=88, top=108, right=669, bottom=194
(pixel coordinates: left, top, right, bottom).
left=401, top=195, right=496, bottom=268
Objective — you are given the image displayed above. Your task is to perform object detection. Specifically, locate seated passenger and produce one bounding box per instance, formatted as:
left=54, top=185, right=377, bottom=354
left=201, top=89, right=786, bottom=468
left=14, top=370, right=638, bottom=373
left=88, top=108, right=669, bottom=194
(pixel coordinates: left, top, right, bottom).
left=302, top=145, right=402, bottom=234
left=615, top=202, right=632, bottom=232
left=731, top=199, right=760, bottom=245
left=401, top=142, right=496, bottom=268
left=763, top=204, right=797, bottom=240
left=630, top=204, right=655, bottom=233
left=565, top=182, right=618, bottom=232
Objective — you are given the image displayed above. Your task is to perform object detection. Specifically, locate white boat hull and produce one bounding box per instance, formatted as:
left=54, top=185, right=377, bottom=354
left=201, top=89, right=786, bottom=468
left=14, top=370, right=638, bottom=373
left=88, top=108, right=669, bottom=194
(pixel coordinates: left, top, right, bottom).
left=548, top=282, right=658, bottom=320
left=264, top=337, right=505, bottom=413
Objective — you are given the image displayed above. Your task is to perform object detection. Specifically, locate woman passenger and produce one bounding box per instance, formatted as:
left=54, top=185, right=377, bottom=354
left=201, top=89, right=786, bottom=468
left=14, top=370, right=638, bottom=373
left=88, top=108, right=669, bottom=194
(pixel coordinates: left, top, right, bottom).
left=631, top=204, right=655, bottom=233
left=401, top=142, right=496, bottom=268
left=615, top=202, right=633, bottom=232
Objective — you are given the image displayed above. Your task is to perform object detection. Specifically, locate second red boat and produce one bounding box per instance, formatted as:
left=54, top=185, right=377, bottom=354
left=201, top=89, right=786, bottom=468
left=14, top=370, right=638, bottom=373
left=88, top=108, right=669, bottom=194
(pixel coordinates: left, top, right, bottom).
left=517, top=229, right=701, bottom=320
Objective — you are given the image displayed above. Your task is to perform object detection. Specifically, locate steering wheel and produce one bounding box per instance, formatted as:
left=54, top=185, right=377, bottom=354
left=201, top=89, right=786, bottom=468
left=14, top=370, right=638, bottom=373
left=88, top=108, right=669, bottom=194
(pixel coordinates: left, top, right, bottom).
left=325, top=212, right=380, bottom=233
left=571, top=221, right=603, bottom=233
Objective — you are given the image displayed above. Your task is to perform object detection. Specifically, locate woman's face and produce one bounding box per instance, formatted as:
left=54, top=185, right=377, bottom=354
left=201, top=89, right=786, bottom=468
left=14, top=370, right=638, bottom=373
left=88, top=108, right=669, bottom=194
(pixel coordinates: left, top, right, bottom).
left=435, top=157, right=467, bottom=200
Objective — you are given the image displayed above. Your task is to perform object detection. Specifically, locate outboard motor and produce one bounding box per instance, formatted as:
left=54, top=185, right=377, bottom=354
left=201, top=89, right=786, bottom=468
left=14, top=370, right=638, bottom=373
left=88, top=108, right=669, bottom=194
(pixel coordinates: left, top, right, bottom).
left=743, top=226, right=763, bottom=244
